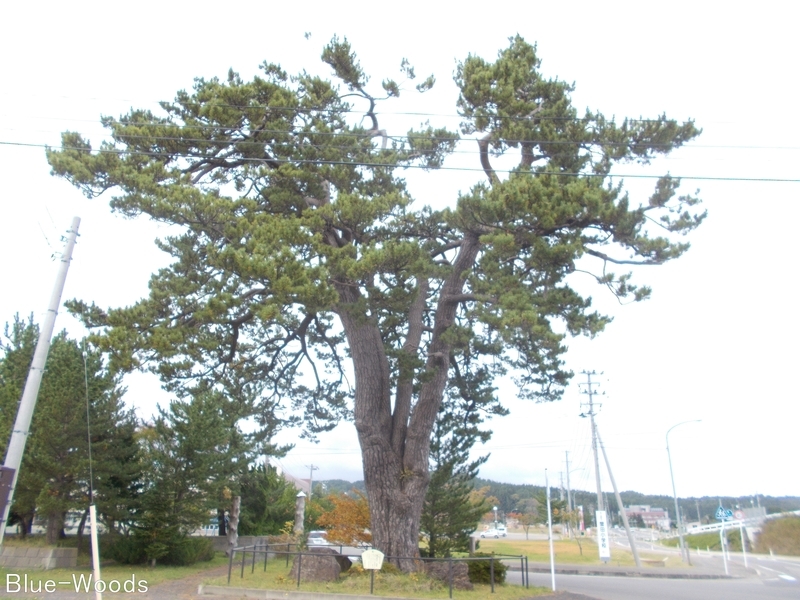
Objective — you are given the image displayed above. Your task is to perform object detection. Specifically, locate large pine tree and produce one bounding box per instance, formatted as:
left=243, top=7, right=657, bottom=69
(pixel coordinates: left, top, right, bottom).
left=48, top=36, right=704, bottom=565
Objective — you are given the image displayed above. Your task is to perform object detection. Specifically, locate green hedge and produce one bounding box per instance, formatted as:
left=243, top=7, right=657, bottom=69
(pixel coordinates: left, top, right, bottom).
left=467, top=553, right=507, bottom=584
left=105, top=535, right=214, bottom=566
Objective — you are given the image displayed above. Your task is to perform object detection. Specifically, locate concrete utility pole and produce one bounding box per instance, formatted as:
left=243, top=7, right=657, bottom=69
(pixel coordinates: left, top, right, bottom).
left=565, top=452, right=573, bottom=514
left=596, top=428, right=641, bottom=568
left=305, top=464, right=319, bottom=501
left=579, top=371, right=604, bottom=513
left=0, top=217, right=80, bottom=546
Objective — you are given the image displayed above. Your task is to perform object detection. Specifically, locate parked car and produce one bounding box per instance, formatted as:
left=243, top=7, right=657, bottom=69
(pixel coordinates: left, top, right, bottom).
left=480, top=528, right=501, bottom=538
left=307, top=530, right=330, bottom=546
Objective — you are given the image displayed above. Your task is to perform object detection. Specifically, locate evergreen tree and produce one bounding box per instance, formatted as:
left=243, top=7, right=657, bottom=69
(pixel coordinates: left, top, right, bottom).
left=237, top=463, right=296, bottom=535
left=420, top=354, right=498, bottom=556
left=0, top=316, right=137, bottom=543
left=49, top=36, right=704, bottom=564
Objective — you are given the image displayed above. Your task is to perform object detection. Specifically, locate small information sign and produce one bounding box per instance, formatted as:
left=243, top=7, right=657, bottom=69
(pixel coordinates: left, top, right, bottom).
left=361, top=548, right=385, bottom=570
left=596, top=510, right=611, bottom=560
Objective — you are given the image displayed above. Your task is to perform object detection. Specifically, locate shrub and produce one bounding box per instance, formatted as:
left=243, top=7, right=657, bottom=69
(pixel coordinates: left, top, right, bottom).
left=467, top=553, right=507, bottom=584
left=104, top=535, right=147, bottom=565
left=160, top=536, right=214, bottom=565
left=104, top=534, right=214, bottom=565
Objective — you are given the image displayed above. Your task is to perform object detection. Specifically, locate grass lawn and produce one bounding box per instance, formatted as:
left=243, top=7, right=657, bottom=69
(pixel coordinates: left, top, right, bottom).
left=477, top=537, right=685, bottom=568
left=209, top=559, right=552, bottom=599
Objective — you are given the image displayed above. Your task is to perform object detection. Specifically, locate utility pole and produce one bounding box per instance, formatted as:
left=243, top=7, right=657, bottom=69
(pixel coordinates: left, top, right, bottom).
left=0, top=217, right=81, bottom=546
left=305, top=464, right=319, bottom=501
left=565, top=452, right=573, bottom=539
left=559, top=472, right=565, bottom=501
left=579, top=371, right=604, bottom=513
left=565, top=452, right=573, bottom=514
left=597, top=427, right=641, bottom=568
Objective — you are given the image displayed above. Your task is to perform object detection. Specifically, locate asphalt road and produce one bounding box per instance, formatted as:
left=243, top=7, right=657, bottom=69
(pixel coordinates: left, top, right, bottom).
left=517, top=572, right=800, bottom=600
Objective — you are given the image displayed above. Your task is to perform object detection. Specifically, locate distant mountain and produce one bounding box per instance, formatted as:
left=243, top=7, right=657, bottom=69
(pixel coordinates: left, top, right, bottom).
left=471, top=477, right=800, bottom=525
left=319, top=479, right=366, bottom=495
left=320, top=477, right=800, bottom=525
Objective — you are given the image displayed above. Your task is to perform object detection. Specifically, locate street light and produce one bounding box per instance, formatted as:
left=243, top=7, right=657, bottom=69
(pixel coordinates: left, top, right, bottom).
left=493, top=506, right=498, bottom=529
left=666, top=420, right=701, bottom=565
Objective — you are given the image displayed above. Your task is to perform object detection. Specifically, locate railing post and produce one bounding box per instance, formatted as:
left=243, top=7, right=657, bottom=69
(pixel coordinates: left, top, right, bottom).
left=525, top=555, right=529, bottom=588
left=252, top=543, right=257, bottom=573
left=448, top=557, right=453, bottom=599
left=227, top=548, right=234, bottom=584
left=264, top=542, right=269, bottom=572
left=297, top=552, right=303, bottom=588
left=240, top=546, right=246, bottom=578
left=490, top=556, right=495, bottom=593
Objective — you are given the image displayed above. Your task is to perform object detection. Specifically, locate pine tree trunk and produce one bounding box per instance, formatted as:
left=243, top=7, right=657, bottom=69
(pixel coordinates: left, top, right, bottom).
left=217, top=508, right=227, bottom=536
left=226, top=496, right=240, bottom=557
left=76, top=506, right=89, bottom=554
left=45, top=512, right=60, bottom=545
left=335, top=233, right=481, bottom=571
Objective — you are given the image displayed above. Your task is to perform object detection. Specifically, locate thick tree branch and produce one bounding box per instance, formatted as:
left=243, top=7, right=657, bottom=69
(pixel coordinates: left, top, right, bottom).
left=477, top=133, right=498, bottom=185
left=392, top=278, right=429, bottom=456
left=430, top=240, right=461, bottom=258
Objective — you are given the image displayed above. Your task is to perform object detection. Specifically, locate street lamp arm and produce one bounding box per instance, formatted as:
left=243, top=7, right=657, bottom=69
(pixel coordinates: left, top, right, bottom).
left=666, top=419, right=702, bottom=448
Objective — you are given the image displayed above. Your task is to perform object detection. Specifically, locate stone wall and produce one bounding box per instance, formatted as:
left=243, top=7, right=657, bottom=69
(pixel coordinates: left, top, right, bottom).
left=0, top=547, right=77, bottom=569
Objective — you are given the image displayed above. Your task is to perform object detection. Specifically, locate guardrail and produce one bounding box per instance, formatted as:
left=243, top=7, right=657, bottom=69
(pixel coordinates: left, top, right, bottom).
left=663, top=518, right=761, bottom=538
left=227, top=543, right=529, bottom=598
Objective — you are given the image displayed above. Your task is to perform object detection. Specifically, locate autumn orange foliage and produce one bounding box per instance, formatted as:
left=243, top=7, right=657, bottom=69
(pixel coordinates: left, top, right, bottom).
left=316, top=490, right=372, bottom=545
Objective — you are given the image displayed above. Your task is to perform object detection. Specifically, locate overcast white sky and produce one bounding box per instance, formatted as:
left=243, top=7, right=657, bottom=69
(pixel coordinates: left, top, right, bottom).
left=1, top=2, right=798, bottom=500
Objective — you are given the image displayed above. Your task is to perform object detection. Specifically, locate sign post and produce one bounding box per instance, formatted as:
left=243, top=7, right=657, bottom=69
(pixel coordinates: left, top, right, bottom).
left=715, top=506, right=733, bottom=575
left=596, top=511, right=611, bottom=562
left=361, top=549, right=385, bottom=595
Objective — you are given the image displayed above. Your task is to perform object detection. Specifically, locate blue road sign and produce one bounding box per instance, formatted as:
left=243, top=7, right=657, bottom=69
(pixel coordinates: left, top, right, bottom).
left=715, top=506, right=734, bottom=521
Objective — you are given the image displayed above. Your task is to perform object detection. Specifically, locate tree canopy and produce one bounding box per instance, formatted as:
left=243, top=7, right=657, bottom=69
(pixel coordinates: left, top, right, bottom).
left=47, top=35, right=704, bottom=565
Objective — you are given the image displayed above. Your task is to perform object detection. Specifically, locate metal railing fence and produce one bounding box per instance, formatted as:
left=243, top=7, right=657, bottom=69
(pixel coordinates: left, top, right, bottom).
left=227, top=542, right=529, bottom=598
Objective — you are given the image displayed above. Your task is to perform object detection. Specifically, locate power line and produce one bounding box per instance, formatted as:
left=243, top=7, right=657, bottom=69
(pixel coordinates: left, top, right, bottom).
left=0, top=93, right=702, bottom=125
left=2, top=140, right=797, bottom=183
left=5, top=124, right=799, bottom=153
left=9, top=126, right=800, bottom=154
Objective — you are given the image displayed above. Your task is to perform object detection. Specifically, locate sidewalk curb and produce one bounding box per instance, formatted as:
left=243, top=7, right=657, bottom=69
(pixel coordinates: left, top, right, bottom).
left=506, top=563, right=735, bottom=580
left=198, top=585, right=420, bottom=599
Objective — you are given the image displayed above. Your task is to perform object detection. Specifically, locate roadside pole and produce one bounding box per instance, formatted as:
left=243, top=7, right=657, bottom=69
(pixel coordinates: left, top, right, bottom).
left=739, top=521, right=748, bottom=568
left=545, top=469, right=556, bottom=592
left=720, top=522, right=729, bottom=575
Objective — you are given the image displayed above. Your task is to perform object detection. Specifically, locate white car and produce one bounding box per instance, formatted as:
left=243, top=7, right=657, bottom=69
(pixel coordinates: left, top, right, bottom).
left=307, top=531, right=330, bottom=546
left=496, top=524, right=507, bottom=536
left=480, top=528, right=501, bottom=538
